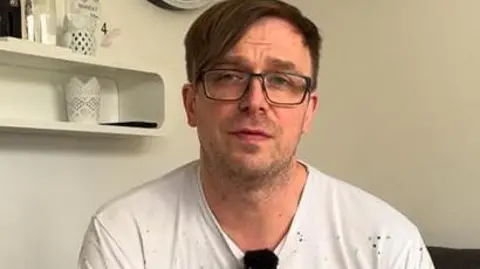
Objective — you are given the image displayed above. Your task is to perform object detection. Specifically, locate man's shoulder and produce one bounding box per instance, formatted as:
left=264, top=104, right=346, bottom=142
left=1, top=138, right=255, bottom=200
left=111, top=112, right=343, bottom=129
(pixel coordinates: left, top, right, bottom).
left=305, top=163, right=420, bottom=235
left=302, top=164, right=433, bottom=268
left=92, top=160, right=200, bottom=222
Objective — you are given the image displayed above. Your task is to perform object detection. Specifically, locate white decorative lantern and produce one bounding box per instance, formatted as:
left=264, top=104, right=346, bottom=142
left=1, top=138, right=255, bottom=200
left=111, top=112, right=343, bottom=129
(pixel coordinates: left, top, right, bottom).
left=62, top=13, right=97, bottom=56
left=65, top=76, right=101, bottom=124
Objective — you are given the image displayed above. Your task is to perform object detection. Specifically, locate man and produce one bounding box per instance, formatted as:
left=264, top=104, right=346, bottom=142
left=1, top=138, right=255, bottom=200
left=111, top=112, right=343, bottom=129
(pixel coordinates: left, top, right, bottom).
left=78, top=0, right=435, bottom=268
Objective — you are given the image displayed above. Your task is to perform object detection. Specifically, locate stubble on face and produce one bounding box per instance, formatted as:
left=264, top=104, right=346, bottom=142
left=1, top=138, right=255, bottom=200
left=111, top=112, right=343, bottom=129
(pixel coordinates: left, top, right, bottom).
left=201, top=111, right=300, bottom=193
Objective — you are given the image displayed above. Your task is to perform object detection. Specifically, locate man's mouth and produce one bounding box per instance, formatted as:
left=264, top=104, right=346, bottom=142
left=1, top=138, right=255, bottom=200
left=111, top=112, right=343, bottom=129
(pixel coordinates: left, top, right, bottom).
left=230, top=129, right=272, bottom=141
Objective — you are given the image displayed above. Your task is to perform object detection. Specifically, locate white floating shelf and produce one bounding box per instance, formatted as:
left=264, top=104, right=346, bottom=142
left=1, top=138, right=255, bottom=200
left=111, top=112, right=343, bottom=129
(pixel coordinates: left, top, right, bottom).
left=0, top=37, right=165, bottom=137
left=0, top=119, right=163, bottom=137
left=0, top=37, right=154, bottom=75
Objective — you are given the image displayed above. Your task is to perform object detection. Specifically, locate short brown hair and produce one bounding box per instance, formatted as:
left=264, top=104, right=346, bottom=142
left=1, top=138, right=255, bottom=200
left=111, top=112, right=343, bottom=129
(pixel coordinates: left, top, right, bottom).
left=184, top=0, right=322, bottom=89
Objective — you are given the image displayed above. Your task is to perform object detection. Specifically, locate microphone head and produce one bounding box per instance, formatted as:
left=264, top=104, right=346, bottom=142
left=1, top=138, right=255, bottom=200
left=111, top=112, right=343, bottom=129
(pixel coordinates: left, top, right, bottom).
left=243, top=249, right=279, bottom=269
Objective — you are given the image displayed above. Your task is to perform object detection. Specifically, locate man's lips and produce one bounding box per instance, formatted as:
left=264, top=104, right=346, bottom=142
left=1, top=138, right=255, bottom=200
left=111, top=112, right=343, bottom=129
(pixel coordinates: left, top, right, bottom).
left=229, top=129, right=273, bottom=140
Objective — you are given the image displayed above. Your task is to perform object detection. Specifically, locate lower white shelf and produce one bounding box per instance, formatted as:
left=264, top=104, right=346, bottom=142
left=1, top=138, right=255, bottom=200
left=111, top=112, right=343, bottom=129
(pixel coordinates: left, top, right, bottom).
left=0, top=119, right=164, bottom=137
left=0, top=37, right=165, bottom=138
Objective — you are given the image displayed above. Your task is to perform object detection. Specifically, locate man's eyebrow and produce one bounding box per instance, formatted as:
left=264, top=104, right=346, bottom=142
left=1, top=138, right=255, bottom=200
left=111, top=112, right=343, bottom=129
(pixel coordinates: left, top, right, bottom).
left=213, top=55, right=250, bottom=67
left=265, top=57, right=297, bottom=71
left=211, top=55, right=298, bottom=72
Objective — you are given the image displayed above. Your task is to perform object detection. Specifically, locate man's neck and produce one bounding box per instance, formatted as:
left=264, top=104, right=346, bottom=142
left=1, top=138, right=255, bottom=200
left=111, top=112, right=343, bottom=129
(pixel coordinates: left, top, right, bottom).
left=200, top=160, right=308, bottom=251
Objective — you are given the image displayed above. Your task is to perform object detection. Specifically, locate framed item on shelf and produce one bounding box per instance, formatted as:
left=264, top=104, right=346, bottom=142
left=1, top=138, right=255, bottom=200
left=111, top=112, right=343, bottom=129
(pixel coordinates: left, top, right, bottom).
left=147, top=0, right=212, bottom=10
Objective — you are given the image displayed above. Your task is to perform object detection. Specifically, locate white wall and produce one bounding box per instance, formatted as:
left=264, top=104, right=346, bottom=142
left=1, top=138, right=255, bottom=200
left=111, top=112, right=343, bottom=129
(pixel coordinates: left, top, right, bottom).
left=1, top=0, right=479, bottom=268
left=0, top=1, right=200, bottom=268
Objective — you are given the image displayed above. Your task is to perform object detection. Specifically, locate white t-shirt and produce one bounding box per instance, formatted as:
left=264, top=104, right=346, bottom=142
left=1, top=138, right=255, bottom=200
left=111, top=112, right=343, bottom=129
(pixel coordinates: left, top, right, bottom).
left=78, top=160, right=435, bottom=269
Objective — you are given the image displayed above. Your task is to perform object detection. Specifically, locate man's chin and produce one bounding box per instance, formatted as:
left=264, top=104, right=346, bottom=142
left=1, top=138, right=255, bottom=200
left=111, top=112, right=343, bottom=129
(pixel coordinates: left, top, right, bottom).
left=226, top=154, right=273, bottom=175
left=232, top=141, right=262, bottom=154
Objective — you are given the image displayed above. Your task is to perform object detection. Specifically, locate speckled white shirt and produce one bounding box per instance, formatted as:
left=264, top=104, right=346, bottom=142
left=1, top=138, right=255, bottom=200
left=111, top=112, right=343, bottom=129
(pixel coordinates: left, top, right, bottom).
left=78, top=160, right=435, bottom=269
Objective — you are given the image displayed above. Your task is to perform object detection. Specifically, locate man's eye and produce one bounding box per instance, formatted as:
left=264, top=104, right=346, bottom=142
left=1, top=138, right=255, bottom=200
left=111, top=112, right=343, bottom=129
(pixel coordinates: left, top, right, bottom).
left=220, top=73, right=242, bottom=81
left=270, top=76, right=289, bottom=84
left=269, top=75, right=293, bottom=87
left=212, top=72, right=244, bottom=82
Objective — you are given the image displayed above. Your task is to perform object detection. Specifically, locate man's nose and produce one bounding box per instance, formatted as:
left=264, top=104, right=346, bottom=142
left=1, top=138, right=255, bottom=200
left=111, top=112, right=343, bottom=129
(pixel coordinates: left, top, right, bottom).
left=238, top=76, right=269, bottom=112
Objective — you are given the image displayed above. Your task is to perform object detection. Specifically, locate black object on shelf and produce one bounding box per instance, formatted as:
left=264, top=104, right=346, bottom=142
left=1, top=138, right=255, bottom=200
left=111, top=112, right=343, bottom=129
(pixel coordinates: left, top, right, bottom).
left=0, top=0, right=22, bottom=38
left=100, top=121, right=158, bottom=129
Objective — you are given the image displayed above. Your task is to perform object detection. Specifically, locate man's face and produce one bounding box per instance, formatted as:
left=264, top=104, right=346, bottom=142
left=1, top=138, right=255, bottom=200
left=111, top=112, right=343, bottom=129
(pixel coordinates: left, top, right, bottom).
left=183, top=17, right=318, bottom=179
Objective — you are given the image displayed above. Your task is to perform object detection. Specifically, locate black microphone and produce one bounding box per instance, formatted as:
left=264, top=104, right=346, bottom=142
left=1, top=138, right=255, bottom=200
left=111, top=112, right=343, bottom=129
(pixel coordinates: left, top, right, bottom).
left=243, top=249, right=279, bottom=269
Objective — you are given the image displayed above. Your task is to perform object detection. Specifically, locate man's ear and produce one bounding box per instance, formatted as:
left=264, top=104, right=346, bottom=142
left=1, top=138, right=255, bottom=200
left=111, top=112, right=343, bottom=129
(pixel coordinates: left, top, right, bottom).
left=182, top=83, right=198, bottom=127
left=302, top=91, right=319, bottom=134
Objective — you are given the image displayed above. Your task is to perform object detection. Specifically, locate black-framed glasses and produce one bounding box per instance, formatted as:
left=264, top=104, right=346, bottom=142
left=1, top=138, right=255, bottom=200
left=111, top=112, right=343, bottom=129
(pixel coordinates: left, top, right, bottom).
left=199, top=69, right=312, bottom=105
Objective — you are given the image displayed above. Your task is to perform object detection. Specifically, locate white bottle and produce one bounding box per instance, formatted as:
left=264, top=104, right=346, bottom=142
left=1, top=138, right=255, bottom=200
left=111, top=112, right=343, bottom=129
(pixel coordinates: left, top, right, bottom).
left=27, top=0, right=57, bottom=45
left=24, top=0, right=35, bottom=41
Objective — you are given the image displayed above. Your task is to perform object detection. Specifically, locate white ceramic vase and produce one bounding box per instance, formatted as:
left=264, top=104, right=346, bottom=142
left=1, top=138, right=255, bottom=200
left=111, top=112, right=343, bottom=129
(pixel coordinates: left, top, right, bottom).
left=65, top=76, right=101, bottom=124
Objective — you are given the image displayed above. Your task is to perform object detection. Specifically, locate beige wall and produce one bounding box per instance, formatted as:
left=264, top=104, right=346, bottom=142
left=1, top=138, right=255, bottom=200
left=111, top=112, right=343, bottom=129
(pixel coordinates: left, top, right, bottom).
left=297, top=0, right=480, bottom=248
left=0, top=0, right=479, bottom=269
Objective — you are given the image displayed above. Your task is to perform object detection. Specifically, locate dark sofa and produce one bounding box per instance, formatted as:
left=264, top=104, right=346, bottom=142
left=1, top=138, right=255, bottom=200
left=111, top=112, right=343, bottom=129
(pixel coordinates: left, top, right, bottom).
left=427, top=246, right=480, bottom=269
